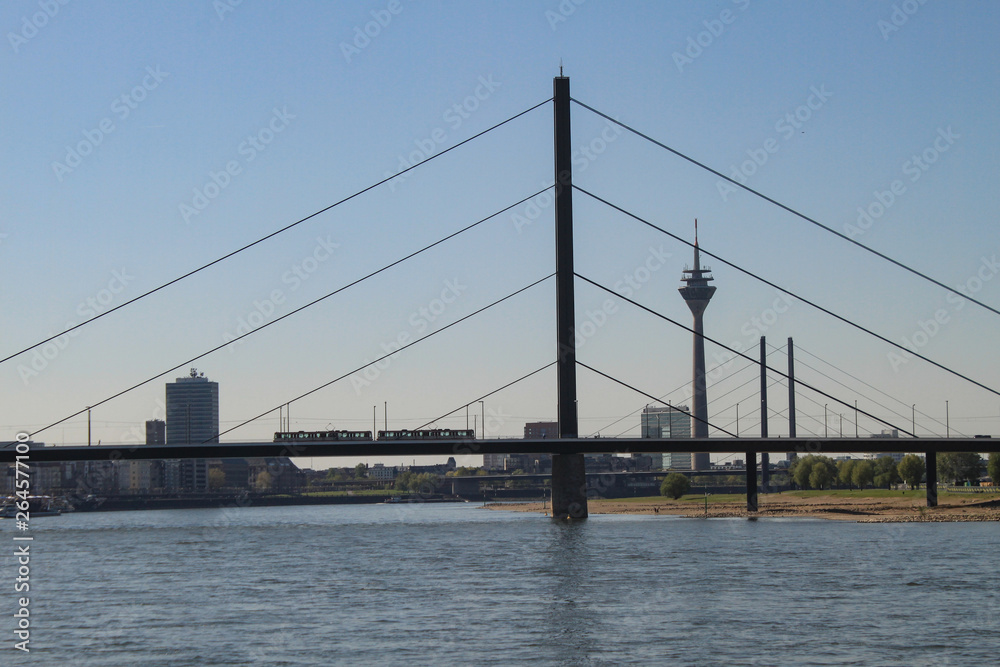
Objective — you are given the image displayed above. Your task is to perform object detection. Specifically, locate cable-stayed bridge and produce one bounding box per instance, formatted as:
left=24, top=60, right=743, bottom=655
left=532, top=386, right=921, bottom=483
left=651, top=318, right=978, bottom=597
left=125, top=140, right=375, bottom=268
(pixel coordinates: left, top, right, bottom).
left=4, top=76, right=999, bottom=519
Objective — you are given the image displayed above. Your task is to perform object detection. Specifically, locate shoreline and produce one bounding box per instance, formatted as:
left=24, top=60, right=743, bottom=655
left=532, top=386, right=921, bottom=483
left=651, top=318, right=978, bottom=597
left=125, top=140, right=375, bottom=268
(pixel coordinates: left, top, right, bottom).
left=487, top=493, right=1000, bottom=522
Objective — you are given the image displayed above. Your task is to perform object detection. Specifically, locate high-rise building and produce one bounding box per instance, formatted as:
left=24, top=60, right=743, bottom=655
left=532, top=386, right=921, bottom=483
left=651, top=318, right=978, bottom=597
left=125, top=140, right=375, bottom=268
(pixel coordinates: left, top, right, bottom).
left=641, top=405, right=693, bottom=469
left=678, top=220, right=716, bottom=471
left=166, top=368, right=219, bottom=493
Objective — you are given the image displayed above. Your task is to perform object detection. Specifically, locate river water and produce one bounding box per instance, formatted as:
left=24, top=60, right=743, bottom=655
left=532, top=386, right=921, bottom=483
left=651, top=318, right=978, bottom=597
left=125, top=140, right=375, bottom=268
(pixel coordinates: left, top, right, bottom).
left=4, top=503, right=998, bottom=666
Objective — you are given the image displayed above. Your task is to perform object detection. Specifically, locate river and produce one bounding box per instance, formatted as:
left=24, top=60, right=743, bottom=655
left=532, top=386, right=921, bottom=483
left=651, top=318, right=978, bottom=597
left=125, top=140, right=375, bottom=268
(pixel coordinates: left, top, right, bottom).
left=4, top=503, right=998, bottom=665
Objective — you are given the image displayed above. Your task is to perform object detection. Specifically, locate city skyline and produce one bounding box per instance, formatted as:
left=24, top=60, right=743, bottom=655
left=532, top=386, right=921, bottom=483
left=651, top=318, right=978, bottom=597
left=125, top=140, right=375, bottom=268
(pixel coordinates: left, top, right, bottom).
left=4, top=2, right=999, bottom=470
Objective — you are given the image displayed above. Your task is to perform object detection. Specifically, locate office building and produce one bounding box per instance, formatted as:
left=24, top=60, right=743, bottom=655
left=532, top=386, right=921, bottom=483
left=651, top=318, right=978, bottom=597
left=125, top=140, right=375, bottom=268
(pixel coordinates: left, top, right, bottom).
left=166, top=368, right=219, bottom=493
left=641, top=405, right=695, bottom=470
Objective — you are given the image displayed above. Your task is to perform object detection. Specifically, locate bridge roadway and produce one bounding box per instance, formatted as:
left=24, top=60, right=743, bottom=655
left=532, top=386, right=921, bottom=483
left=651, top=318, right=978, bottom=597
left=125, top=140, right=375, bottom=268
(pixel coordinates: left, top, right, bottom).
left=2, top=436, right=995, bottom=463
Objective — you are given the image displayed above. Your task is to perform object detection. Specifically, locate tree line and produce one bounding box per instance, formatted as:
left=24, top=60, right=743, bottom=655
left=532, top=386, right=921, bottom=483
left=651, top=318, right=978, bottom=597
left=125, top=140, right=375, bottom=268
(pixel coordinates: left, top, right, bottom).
left=657, top=452, right=1000, bottom=498
left=789, top=452, right=1000, bottom=491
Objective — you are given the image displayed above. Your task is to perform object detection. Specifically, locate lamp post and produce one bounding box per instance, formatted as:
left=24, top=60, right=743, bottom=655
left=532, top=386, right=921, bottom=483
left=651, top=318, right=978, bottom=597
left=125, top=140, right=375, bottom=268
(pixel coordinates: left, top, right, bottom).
left=478, top=401, right=485, bottom=439
left=912, top=404, right=916, bottom=437
left=824, top=404, right=828, bottom=438
left=946, top=400, right=950, bottom=438
left=736, top=402, right=740, bottom=437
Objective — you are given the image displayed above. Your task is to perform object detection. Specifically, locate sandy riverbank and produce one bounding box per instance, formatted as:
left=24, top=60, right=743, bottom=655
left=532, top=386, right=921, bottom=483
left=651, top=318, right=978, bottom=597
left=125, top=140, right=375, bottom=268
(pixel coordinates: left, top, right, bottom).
left=488, top=493, right=1000, bottom=522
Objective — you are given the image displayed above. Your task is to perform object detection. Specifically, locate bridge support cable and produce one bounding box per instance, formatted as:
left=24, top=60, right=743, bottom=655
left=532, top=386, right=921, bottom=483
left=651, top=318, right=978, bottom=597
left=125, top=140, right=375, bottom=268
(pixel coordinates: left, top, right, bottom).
left=414, top=361, right=557, bottom=431
left=791, top=354, right=946, bottom=438
left=790, top=342, right=963, bottom=437
left=27, top=190, right=552, bottom=439
left=705, top=368, right=763, bottom=410
left=552, top=75, right=588, bottom=519
left=2, top=99, right=554, bottom=367
left=775, top=340, right=950, bottom=438
left=570, top=98, right=1000, bottom=321
left=601, top=356, right=759, bottom=439
left=575, top=272, right=916, bottom=438
left=574, top=186, right=1000, bottom=401
left=211, top=274, right=556, bottom=442
left=576, top=361, right=736, bottom=438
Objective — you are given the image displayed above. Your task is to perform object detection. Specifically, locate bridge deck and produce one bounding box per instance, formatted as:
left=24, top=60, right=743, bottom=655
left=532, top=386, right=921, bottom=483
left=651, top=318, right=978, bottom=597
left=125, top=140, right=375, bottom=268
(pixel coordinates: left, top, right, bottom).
left=2, top=437, right=995, bottom=463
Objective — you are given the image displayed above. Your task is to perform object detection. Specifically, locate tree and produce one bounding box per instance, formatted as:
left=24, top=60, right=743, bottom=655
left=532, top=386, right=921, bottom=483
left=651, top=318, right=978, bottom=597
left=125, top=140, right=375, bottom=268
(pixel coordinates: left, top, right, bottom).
left=660, top=473, right=690, bottom=499
left=254, top=470, right=272, bottom=491
left=394, top=470, right=413, bottom=491
left=791, top=456, right=814, bottom=489
left=808, top=458, right=837, bottom=490
left=791, top=455, right=837, bottom=490
left=208, top=468, right=226, bottom=490
left=837, top=460, right=856, bottom=489
left=988, top=452, right=1000, bottom=486
left=937, top=453, right=984, bottom=484
left=873, top=456, right=900, bottom=489
left=354, top=462, right=368, bottom=479
left=851, top=460, right=875, bottom=489
left=897, top=454, right=925, bottom=490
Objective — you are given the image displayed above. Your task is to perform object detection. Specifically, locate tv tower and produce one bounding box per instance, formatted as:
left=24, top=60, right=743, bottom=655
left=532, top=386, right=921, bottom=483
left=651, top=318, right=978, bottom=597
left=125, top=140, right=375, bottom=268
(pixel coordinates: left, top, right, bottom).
left=678, top=220, right=716, bottom=445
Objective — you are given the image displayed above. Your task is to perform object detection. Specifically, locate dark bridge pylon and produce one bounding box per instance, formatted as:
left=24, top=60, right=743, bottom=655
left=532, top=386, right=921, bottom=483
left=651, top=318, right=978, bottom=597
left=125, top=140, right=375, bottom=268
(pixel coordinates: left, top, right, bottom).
left=551, top=74, right=589, bottom=520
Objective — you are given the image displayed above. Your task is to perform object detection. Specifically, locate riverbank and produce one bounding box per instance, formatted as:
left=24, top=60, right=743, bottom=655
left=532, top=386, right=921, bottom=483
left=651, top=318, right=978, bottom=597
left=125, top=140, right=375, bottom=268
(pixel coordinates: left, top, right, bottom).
left=488, top=491, right=1000, bottom=522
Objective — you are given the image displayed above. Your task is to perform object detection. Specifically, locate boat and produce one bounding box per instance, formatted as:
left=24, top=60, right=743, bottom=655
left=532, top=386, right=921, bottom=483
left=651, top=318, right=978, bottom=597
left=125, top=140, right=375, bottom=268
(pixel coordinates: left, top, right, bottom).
left=0, top=495, right=62, bottom=518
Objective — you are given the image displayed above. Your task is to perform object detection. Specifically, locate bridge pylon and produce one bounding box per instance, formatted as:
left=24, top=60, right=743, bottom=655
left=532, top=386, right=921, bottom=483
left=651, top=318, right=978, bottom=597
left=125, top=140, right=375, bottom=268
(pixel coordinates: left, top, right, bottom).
left=550, top=74, right=588, bottom=519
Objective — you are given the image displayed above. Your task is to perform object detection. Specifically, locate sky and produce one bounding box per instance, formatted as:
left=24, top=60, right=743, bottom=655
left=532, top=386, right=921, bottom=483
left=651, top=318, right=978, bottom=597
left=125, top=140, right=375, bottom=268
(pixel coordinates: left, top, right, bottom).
left=2, top=0, right=999, bottom=470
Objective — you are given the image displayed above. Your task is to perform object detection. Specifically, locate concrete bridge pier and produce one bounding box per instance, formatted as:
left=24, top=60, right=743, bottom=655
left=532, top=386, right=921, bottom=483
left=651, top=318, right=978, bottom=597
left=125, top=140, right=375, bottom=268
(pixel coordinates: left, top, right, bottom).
left=746, top=451, right=758, bottom=512
left=926, top=450, right=938, bottom=507
left=551, top=454, right=588, bottom=519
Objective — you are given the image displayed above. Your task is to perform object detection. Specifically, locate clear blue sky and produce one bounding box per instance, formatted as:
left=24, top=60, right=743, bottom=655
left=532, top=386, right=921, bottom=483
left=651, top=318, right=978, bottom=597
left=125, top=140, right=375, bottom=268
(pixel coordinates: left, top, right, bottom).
left=3, top=1, right=999, bottom=468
